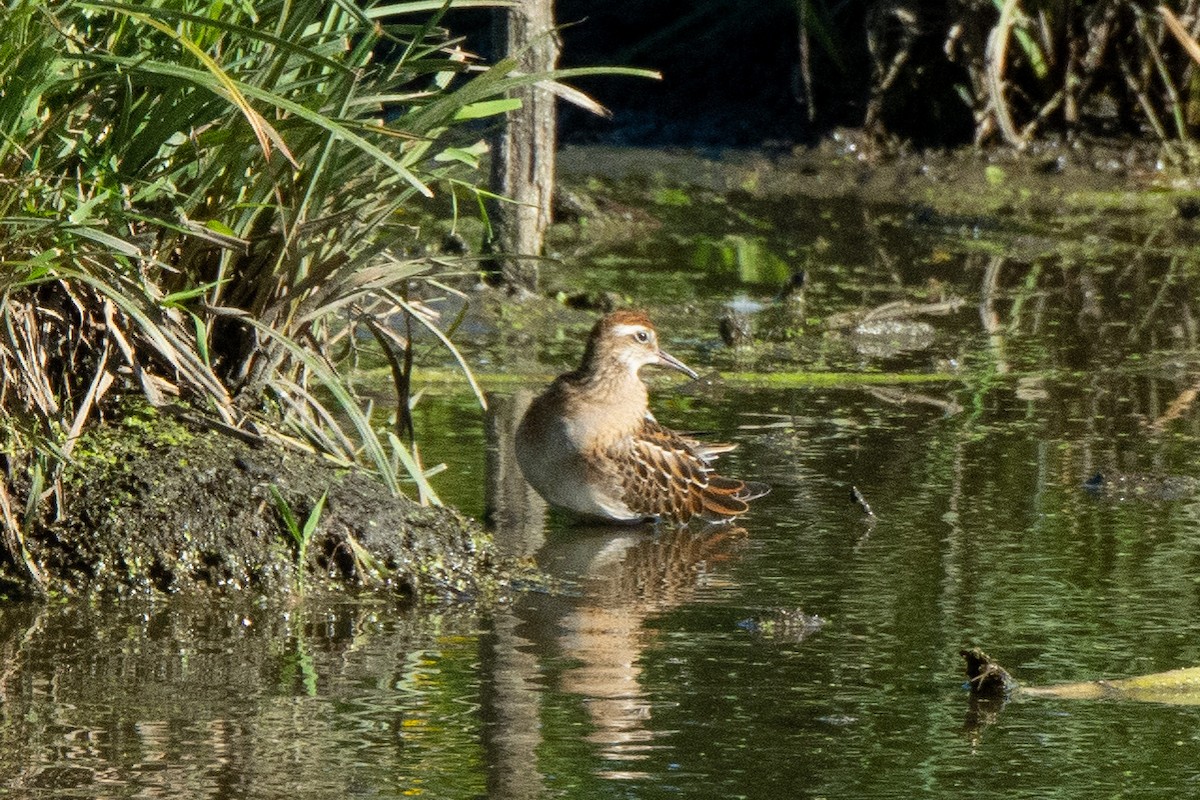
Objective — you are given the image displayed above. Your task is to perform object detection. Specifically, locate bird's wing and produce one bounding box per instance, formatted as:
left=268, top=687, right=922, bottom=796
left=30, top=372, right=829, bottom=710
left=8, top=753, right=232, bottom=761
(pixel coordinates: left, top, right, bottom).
left=617, top=419, right=766, bottom=523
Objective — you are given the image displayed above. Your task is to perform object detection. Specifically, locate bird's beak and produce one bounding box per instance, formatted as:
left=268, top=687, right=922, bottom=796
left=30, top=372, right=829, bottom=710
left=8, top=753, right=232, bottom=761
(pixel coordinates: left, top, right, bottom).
left=656, top=348, right=699, bottom=380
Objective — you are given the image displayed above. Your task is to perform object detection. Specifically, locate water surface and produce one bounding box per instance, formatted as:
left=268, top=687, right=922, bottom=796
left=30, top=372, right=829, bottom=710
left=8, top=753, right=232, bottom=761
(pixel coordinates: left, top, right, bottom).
left=6, top=164, right=1200, bottom=798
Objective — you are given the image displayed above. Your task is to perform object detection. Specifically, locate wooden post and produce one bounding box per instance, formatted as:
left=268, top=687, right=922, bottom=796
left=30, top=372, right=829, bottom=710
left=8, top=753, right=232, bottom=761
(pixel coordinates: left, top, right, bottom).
left=486, top=0, right=559, bottom=295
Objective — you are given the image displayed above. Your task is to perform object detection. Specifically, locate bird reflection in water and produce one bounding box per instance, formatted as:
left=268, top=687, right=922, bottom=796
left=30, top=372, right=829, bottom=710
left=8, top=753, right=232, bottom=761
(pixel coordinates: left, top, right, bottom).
left=545, top=523, right=745, bottom=779
left=483, top=391, right=747, bottom=789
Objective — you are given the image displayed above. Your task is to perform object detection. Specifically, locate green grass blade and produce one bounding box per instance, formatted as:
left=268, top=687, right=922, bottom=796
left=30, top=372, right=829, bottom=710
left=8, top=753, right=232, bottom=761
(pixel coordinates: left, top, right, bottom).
left=269, top=485, right=304, bottom=547
left=301, top=491, right=328, bottom=543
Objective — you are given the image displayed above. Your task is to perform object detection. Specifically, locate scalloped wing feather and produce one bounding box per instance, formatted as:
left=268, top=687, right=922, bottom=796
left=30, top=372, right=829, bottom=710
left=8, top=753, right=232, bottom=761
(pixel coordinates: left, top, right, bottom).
left=616, top=420, right=768, bottom=523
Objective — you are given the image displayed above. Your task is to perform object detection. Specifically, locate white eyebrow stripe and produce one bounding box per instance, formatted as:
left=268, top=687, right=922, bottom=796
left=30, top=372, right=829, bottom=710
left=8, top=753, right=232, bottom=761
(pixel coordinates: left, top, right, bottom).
left=611, top=323, right=651, bottom=338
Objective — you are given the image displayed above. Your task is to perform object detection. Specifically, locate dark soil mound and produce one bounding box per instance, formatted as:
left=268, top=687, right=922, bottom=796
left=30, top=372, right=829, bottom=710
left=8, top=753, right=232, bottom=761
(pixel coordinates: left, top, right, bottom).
left=16, top=409, right=501, bottom=600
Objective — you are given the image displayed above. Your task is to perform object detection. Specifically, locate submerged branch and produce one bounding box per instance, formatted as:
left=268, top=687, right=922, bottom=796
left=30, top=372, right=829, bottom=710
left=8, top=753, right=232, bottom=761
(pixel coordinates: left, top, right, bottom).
left=962, top=648, right=1200, bottom=707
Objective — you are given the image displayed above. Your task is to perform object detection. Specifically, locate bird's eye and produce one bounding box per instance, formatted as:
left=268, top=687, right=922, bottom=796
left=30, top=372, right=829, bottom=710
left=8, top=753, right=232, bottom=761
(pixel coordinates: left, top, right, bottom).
left=634, top=329, right=651, bottom=344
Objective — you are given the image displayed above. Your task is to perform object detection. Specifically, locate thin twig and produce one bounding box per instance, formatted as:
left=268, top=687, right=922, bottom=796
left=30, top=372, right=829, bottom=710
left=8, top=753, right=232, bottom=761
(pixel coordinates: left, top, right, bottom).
left=987, top=0, right=1026, bottom=147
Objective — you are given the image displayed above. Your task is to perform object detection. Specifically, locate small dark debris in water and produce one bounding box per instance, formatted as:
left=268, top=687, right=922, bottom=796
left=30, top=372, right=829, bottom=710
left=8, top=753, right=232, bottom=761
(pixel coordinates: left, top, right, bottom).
left=1177, top=197, right=1200, bottom=220
left=960, top=648, right=1016, bottom=699
left=718, top=311, right=753, bottom=347
left=738, top=608, right=825, bottom=643
left=850, top=485, right=875, bottom=518
left=563, top=290, right=623, bottom=313
left=961, top=647, right=1013, bottom=738
left=776, top=269, right=807, bottom=303
left=1081, top=470, right=1200, bottom=501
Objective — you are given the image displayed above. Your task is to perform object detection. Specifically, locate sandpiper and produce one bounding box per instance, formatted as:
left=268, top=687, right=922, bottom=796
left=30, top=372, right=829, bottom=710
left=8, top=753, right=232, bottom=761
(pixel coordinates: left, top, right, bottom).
left=515, top=310, right=768, bottom=524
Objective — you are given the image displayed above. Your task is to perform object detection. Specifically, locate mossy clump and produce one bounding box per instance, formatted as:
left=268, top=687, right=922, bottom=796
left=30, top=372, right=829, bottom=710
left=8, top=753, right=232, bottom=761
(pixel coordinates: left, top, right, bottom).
left=10, top=408, right=511, bottom=601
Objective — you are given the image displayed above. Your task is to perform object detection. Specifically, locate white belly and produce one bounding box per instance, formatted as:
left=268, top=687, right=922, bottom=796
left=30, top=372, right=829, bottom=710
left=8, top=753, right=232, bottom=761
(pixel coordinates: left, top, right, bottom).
left=515, top=404, right=640, bottom=522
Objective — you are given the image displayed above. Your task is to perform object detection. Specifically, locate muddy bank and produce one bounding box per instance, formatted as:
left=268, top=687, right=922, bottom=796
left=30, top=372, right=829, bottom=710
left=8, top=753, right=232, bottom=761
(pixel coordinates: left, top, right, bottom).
left=526, top=141, right=1200, bottom=301
left=11, top=408, right=506, bottom=600
left=555, top=140, right=1175, bottom=203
